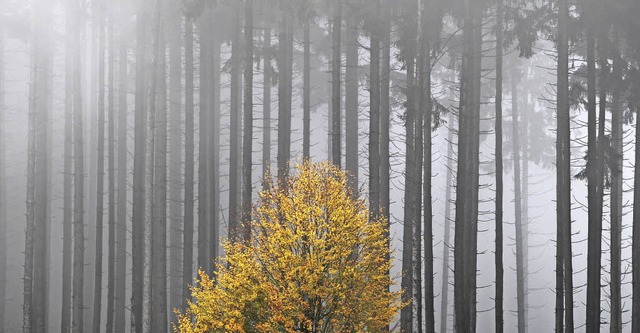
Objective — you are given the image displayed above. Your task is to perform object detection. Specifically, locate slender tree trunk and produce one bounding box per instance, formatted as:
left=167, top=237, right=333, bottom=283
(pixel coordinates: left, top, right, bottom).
left=494, top=1, right=504, bottom=332
left=303, top=20, right=311, bottom=160
left=197, top=10, right=211, bottom=273
left=440, top=113, right=454, bottom=333
left=168, top=0, right=184, bottom=322
left=633, top=107, right=640, bottom=333
left=401, top=40, right=416, bottom=333
left=92, top=8, right=107, bottom=331
left=345, top=14, right=358, bottom=192
left=369, top=0, right=380, bottom=218
left=585, top=17, right=602, bottom=333
left=0, top=10, right=4, bottom=331
left=264, top=27, right=273, bottom=173
left=106, top=8, right=117, bottom=332
left=25, top=45, right=35, bottom=331
left=72, top=5, right=86, bottom=329
left=131, top=0, right=148, bottom=330
left=277, top=4, right=292, bottom=183
left=62, top=1, right=74, bottom=330
left=209, top=22, right=220, bottom=274
left=151, top=4, right=168, bottom=330
left=419, top=2, right=435, bottom=331
left=114, top=13, right=128, bottom=332
left=512, top=66, right=526, bottom=333
left=182, top=14, right=195, bottom=312
left=380, top=0, right=391, bottom=235
left=242, top=0, right=254, bottom=241
left=229, top=8, right=242, bottom=240
left=331, top=0, right=342, bottom=167
left=609, top=46, right=623, bottom=333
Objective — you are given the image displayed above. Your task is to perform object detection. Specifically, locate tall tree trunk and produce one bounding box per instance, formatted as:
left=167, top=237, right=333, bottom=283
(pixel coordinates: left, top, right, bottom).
left=585, top=16, right=602, bottom=333
left=440, top=113, right=455, bottom=333
left=168, top=0, right=184, bottom=322
left=209, top=22, right=220, bottom=275
left=556, top=0, right=572, bottom=330
left=197, top=10, right=211, bottom=273
left=32, top=0, right=52, bottom=329
left=264, top=27, right=273, bottom=173
left=242, top=0, right=254, bottom=241
left=401, top=39, right=416, bottom=333
left=369, top=0, right=380, bottom=219
left=380, top=0, right=391, bottom=238
left=114, top=12, right=129, bottom=332
left=93, top=8, right=107, bottom=331
left=25, top=32, right=36, bottom=331
left=331, top=0, right=342, bottom=167
left=0, top=9, right=4, bottom=331
left=633, top=106, right=640, bottom=332
left=609, top=46, right=623, bottom=333
left=62, top=1, right=74, bottom=330
left=420, top=2, right=434, bottom=330
left=303, top=21, right=310, bottom=160
left=131, top=0, right=148, bottom=330
left=494, top=1, right=504, bottom=332
left=454, top=4, right=482, bottom=331
left=151, top=5, right=168, bottom=331
left=182, top=14, right=195, bottom=312
left=229, top=8, right=241, bottom=241
left=72, top=3, right=86, bottom=329
left=345, top=14, right=358, bottom=192
left=106, top=8, right=116, bottom=331
left=277, top=4, right=293, bottom=183
left=512, top=66, right=526, bottom=333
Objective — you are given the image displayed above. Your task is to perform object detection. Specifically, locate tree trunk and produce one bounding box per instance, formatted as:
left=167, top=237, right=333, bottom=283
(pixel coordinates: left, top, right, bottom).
left=168, top=0, right=184, bottom=322
left=512, top=66, right=526, bottom=333
left=494, top=1, right=504, bottom=332
left=331, top=0, right=342, bottom=167
left=229, top=7, right=241, bottom=241
left=633, top=106, right=640, bottom=332
left=264, top=27, right=273, bottom=174
left=93, top=9, right=106, bottom=331
left=401, top=39, right=416, bottom=333
left=151, top=6, right=168, bottom=331
left=114, top=12, right=129, bottom=332
left=0, top=10, right=4, bottom=331
left=420, top=1, right=434, bottom=329
left=277, top=4, right=292, bottom=183
left=440, top=113, right=454, bottom=333
left=380, top=0, right=391, bottom=240
left=585, top=16, right=602, bottom=333
left=62, top=1, right=74, bottom=330
left=609, top=46, right=623, bottom=333
left=106, top=9, right=117, bottom=332
left=197, top=10, right=211, bottom=273
left=131, top=0, right=148, bottom=329
left=368, top=0, right=380, bottom=218
left=242, top=0, right=254, bottom=241
left=72, top=4, right=86, bottom=329
left=302, top=21, right=310, bottom=160
left=182, top=14, right=195, bottom=312
left=209, top=22, right=220, bottom=273
left=345, top=14, right=358, bottom=192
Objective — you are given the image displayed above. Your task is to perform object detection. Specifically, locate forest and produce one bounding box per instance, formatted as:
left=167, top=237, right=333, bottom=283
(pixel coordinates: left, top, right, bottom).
left=1, top=0, right=640, bottom=332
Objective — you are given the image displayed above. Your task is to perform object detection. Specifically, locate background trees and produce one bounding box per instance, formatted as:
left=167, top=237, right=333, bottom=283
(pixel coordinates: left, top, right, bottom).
left=3, top=0, right=640, bottom=332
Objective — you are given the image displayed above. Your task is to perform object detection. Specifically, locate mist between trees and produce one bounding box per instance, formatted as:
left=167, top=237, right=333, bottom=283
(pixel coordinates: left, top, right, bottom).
left=1, top=0, right=640, bottom=332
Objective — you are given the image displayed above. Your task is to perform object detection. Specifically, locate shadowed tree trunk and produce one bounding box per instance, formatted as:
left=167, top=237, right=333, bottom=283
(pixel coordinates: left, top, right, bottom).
left=106, top=8, right=116, bottom=332
left=0, top=8, right=4, bottom=331
left=242, top=0, right=254, bottom=241
left=62, top=0, right=74, bottom=330
left=92, top=8, right=106, bottom=331
left=229, top=7, right=241, bottom=241
left=303, top=20, right=310, bottom=160
left=131, top=0, right=149, bottom=329
left=368, top=0, right=380, bottom=219
left=345, top=14, right=358, bottom=192
left=277, top=3, right=293, bottom=183
left=264, top=27, right=273, bottom=172
left=494, top=0, right=504, bottom=331
left=512, top=66, right=525, bottom=333
left=182, top=13, right=195, bottom=312
left=197, top=9, right=211, bottom=273
left=440, top=112, right=455, bottom=333
left=114, top=9, right=129, bottom=331
left=168, top=0, right=184, bottom=322
left=331, top=0, right=342, bottom=167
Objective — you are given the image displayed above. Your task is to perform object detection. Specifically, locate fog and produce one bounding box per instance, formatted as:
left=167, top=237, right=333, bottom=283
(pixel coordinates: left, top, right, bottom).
left=1, top=0, right=640, bottom=332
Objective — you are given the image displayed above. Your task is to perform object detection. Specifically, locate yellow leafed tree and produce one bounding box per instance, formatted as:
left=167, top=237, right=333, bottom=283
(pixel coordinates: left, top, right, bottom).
left=175, top=161, right=402, bottom=333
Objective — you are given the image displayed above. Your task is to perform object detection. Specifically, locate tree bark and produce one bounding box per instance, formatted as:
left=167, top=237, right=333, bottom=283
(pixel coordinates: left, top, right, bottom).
left=264, top=27, right=273, bottom=174
left=331, top=0, right=342, bottom=167
left=106, top=8, right=117, bottom=332
left=494, top=1, right=504, bottom=332
left=114, top=12, right=129, bottom=332
left=345, top=14, right=358, bottom=192
left=197, top=9, right=211, bottom=273
left=277, top=3, right=292, bottom=183
left=303, top=21, right=310, bottom=160
left=229, top=7, right=242, bottom=241
left=369, top=0, right=380, bottom=218
left=242, top=0, right=254, bottom=241
left=512, top=66, right=526, bottom=333
left=182, top=14, right=195, bottom=312
left=440, top=112, right=455, bottom=333
left=92, top=8, right=107, bottom=331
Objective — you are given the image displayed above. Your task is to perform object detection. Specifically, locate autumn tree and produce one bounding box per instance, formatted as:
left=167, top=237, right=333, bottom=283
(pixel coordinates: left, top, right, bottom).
left=175, top=162, right=402, bottom=333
